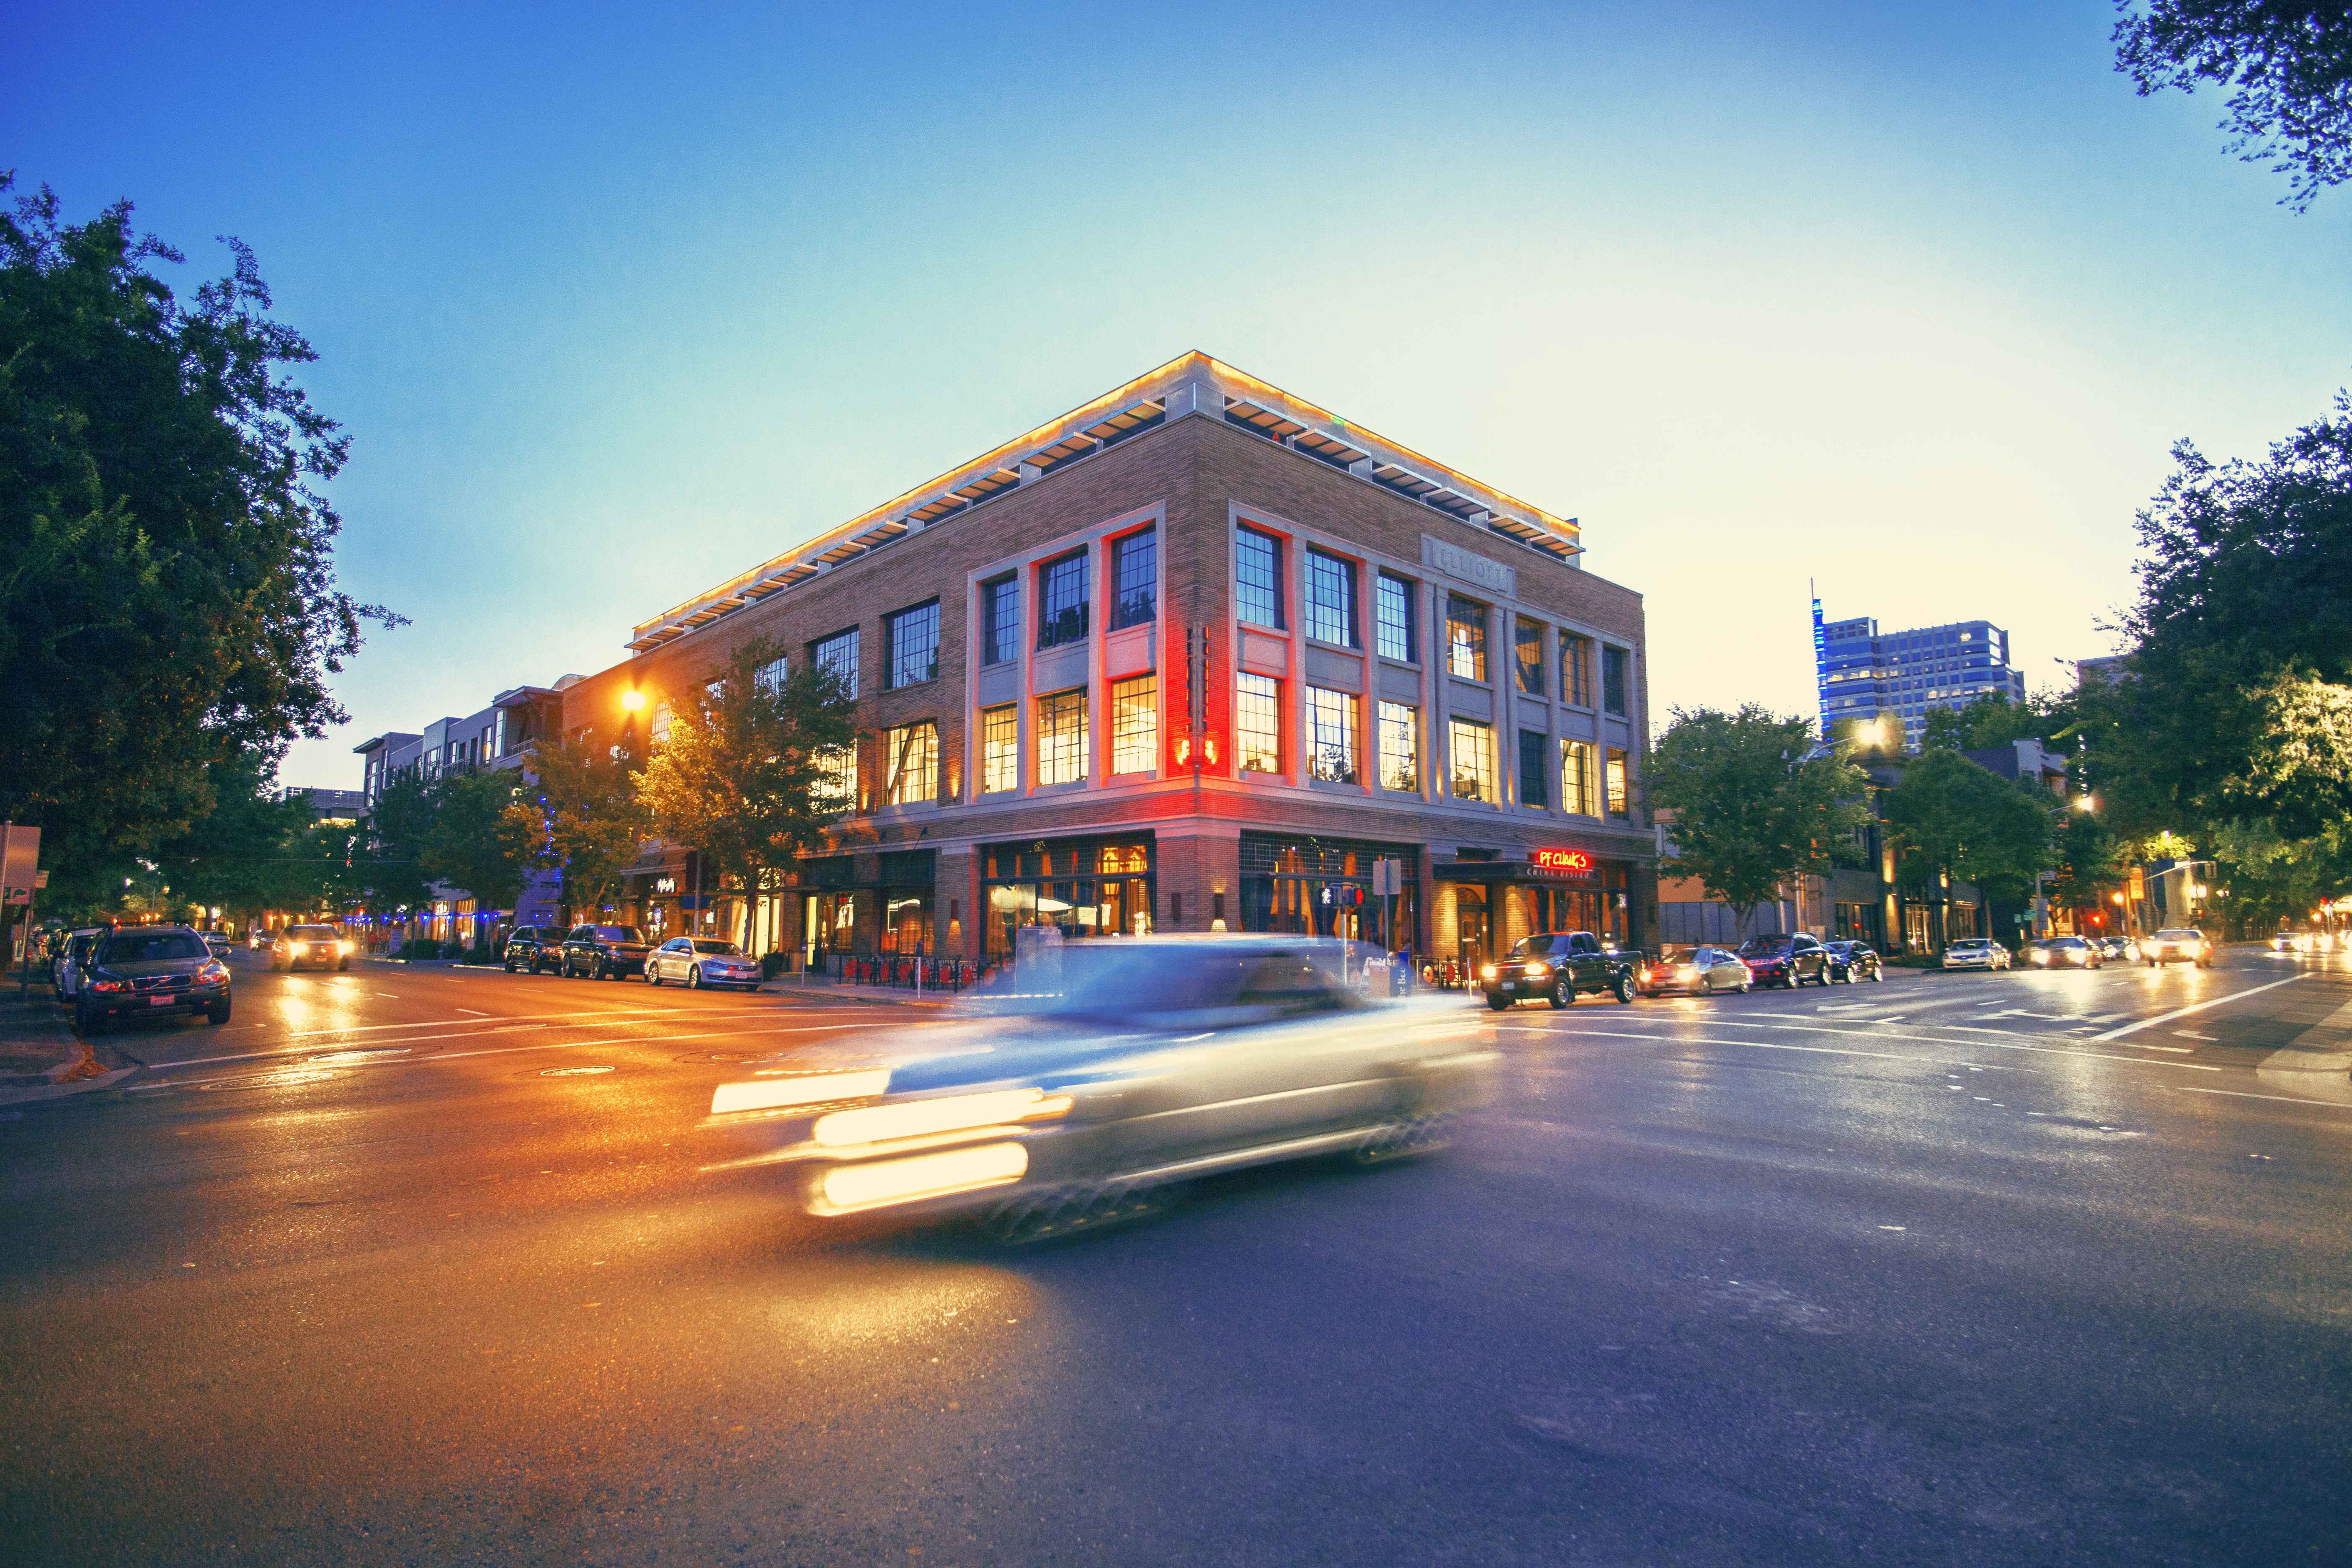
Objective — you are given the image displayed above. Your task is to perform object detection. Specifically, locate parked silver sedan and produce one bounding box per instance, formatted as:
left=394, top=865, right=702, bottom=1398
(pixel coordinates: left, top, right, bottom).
left=704, top=936, right=1498, bottom=1242
left=1942, top=937, right=2010, bottom=972
left=1633, top=944, right=1752, bottom=997
left=644, top=937, right=763, bottom=990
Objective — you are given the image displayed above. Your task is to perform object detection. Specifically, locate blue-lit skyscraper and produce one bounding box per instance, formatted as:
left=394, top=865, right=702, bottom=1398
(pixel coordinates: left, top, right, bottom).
left=1813, top=609, right=2024, bottom=747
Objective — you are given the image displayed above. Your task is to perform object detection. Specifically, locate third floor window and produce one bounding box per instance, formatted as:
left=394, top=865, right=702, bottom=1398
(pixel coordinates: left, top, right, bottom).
left=1235, top=526, right=1283, bottom=629
left=1304, top=549, right=1357, bottom=648
left=1111, top=528, right=1157, bottom=632
left=1037, top=550, right=1089, bottom=651
left=885, top=601, right=939, bottom=689
left=981, top=576, right=1019, bottom=666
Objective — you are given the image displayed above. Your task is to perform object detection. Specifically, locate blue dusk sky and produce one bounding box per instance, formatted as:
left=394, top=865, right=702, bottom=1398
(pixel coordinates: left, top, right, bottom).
left=8, top=1, right=2347, bottom=788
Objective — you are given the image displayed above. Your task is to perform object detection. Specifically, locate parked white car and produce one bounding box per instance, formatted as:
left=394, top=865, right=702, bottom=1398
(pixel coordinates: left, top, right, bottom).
left=644, top=937, right=763, bottom=990
left=1942, top=938, right=2010, bottom=972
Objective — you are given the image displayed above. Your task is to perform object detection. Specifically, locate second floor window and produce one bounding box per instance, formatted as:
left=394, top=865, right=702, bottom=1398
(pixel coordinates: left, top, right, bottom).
left=1037, top=688, right=1088, bottom=784
left=1375, top=573, right=1416, bottom=662
left=982, top=576, right=1019, bottom=666
left=1606, top=747, right=1630, bottom=816
left=1515, top=618, right=1545, bottom=696
left=1561, top=634, right=1591, bottom=706
left=1038, top=551, right=1089, bottom=650
left=1518, top=728, right=1548, bottom=807
left=1111, top=674, right=1158, bottom=774
left=1447, top=596, right=1487, bottom=682
left=1236, top=673, right=1282, bottom=773
left=1235, top=527, right=1282, bottom=629
left=1603, top=645, right=1630, bottom=717
left=1308, top=687, right=1358, bottom=784
left=1304, top=549, right=1357, bottom=647
left=812, top=628, right=858, bottom=692
left=980, top=704, right=1018, bottom=794
left=886, top=601, right=939, bottom=689
left=1378, top=701, right=1419, bottom=792
left=1111, top=528, right=1157, bottom=631
left=1449, top=718, right=1494, bottom=802
left=815, top=743, right=858, bottom=810
left=755, top=656, right=787, bottom=692
left=1561, top=740, right=1595, bottom=816
left=882, top=722, right=938, bottom=806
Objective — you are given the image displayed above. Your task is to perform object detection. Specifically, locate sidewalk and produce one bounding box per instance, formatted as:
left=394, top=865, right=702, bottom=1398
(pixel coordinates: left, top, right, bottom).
left=763, top=973, right=962, bottom=1008
left=0, top=992, right=137, bottom=1106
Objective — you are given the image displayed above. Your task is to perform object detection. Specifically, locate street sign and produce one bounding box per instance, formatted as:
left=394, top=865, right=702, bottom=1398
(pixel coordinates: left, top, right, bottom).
left=2127, top=865, right=2146, bottom=902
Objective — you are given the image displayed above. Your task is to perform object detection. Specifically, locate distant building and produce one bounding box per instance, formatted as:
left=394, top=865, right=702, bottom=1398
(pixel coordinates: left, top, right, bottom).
left=2075, top=655, right=2127, bottom=687
left=289, top=787, right=368, bottom=825
left=351, top=684, right=571, bottom=939
left=1813, top=602, right=2025, bottom=747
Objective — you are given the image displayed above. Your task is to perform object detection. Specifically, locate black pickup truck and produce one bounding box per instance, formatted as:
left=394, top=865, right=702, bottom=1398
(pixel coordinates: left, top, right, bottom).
left=1483, top=931, right=1635, bottom=1010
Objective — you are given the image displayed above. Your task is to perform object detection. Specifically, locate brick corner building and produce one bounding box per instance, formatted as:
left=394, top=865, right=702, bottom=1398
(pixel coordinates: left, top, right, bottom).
left=567, top=353, right=1656, bottom=972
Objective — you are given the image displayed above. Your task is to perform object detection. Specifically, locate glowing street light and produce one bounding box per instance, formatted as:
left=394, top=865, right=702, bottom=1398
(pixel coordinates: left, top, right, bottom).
left=621, top=690, right=646, bottom=711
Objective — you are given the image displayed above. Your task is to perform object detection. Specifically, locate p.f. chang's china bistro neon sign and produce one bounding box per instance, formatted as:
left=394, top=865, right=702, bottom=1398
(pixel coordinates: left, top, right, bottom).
left=1531, top=848, right=1595, bottom=876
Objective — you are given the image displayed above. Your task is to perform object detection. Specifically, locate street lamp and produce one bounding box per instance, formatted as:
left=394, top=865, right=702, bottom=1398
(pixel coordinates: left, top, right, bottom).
left=621, top=690, right=646, bottom=712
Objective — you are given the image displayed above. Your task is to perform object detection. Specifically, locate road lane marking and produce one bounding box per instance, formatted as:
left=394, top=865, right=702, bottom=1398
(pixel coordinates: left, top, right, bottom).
left=2167, top=1086, right=2352, bottom=1109
left=1526, top=1026, right=2004, bottom=1068
left=143, top=1012, right=848, bottom=1069
left=1536, top=1016, right=2226, bottom=1071
left=456, top=1008, right=489, bottom=1016
left=2089, top=975, right=2305, bottom=1041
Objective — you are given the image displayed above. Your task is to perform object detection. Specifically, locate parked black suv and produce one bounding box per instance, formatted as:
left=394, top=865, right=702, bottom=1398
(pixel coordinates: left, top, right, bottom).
left=1483, top=931, right=1635, bottom=1010
left=502, top=926, right=567, bottom=975
left=1737, top=933, right=1831, bottom=988
left=561, top=924, right=650, bottom=980
left=75, top=924, right=232, bottom=1033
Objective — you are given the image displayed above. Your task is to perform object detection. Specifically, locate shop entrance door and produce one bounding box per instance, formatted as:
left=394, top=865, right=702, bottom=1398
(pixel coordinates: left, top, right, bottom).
left=1455, top=889, right=1491, bottom=971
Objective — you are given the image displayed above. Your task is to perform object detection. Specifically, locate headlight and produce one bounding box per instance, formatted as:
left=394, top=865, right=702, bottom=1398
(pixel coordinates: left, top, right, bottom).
left=2033, top=951, right=2050, bottom=964
left=90, top=978, right=127, bottom=992
left=199, top=960, right=228, bottom=981
left=1526, top=962, right=1550, bottom=979
left=1480, top=964, right=1498, bottom=980
left=338, top=941, right=353, bottom=955
left=812, top=1088, right=1073, bottom=1148
left=1675, top=965, right=1694, bottom=978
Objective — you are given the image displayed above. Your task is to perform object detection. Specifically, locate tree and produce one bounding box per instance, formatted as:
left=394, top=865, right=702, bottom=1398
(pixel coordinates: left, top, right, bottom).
left=419, top=766, right=536, bottom=921
left=2114, top=2, right=2352, bottom=211
left=636, top=638, right=861, bottom=931
left=1883, top=751, right=2056, bottom=944
left=511, top=730, right=650, bottom=923
left=1919, top=690, right=2079, bottom=755
left=2123, top=392, right=2352, bottom=838
left=1644, top=705, right=1873, bottom=932
left=0, top=178, right=397, bottom=891
left=150, top=749, right=317, bottom=920
left=358, top=769, right=441, bottom=921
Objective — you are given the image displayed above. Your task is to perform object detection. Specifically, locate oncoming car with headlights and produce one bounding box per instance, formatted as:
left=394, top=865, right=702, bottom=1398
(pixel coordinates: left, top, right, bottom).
left=704, top=936, right=1498, bottom=1243
left=2145, top=928, right=2212, bottom=968
left=272, top=924, right=352, bottom=972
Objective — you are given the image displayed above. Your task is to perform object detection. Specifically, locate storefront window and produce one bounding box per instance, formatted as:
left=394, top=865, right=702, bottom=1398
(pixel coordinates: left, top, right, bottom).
left=1237, top=834, right=1414, bottom=949
left=983, top=837, right=1154, bottom=958
left=881, top=890, right=933, bottom=954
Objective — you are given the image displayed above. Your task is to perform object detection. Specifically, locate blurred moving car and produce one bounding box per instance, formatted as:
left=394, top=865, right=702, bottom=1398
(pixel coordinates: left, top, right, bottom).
left=501, top=926, right=567, bottom=975
left=704, top=936, right=1497, bottom=1240
left=1941, top=937, right=2009, bottom=972
left=1634, top=944, right=1751, bottom=997
left=2098, top=936, right=2141, bottom=963
left=2144, top=928, right=2212, bottom=968
left=562, top=924, right=650, bottom=980
left=1482, top=931, right=1634, bottom=1009
left=2029, top=936, right=2104, bottom=970
left=202, top=932, right=233, bottom=960
left=75, top=925, right=231, bottom=1033
left=271, top=925, right=351, bottom=972
left=1823, top=940, right=1884, bottom=983
left=1737, top=933, right=1831, bottom=988
left=646, top=937, right=762, bottom=990
left=247, top=928, right=271, bottom=951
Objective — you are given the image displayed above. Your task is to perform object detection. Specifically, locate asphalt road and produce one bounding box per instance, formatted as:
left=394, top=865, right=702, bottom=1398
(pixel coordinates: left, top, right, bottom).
left=3, top=946, right=2348, bottom=1565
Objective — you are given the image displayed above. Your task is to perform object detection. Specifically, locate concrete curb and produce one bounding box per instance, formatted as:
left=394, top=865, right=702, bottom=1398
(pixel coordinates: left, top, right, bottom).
left=0, top=1067, right=138, bottom=1106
